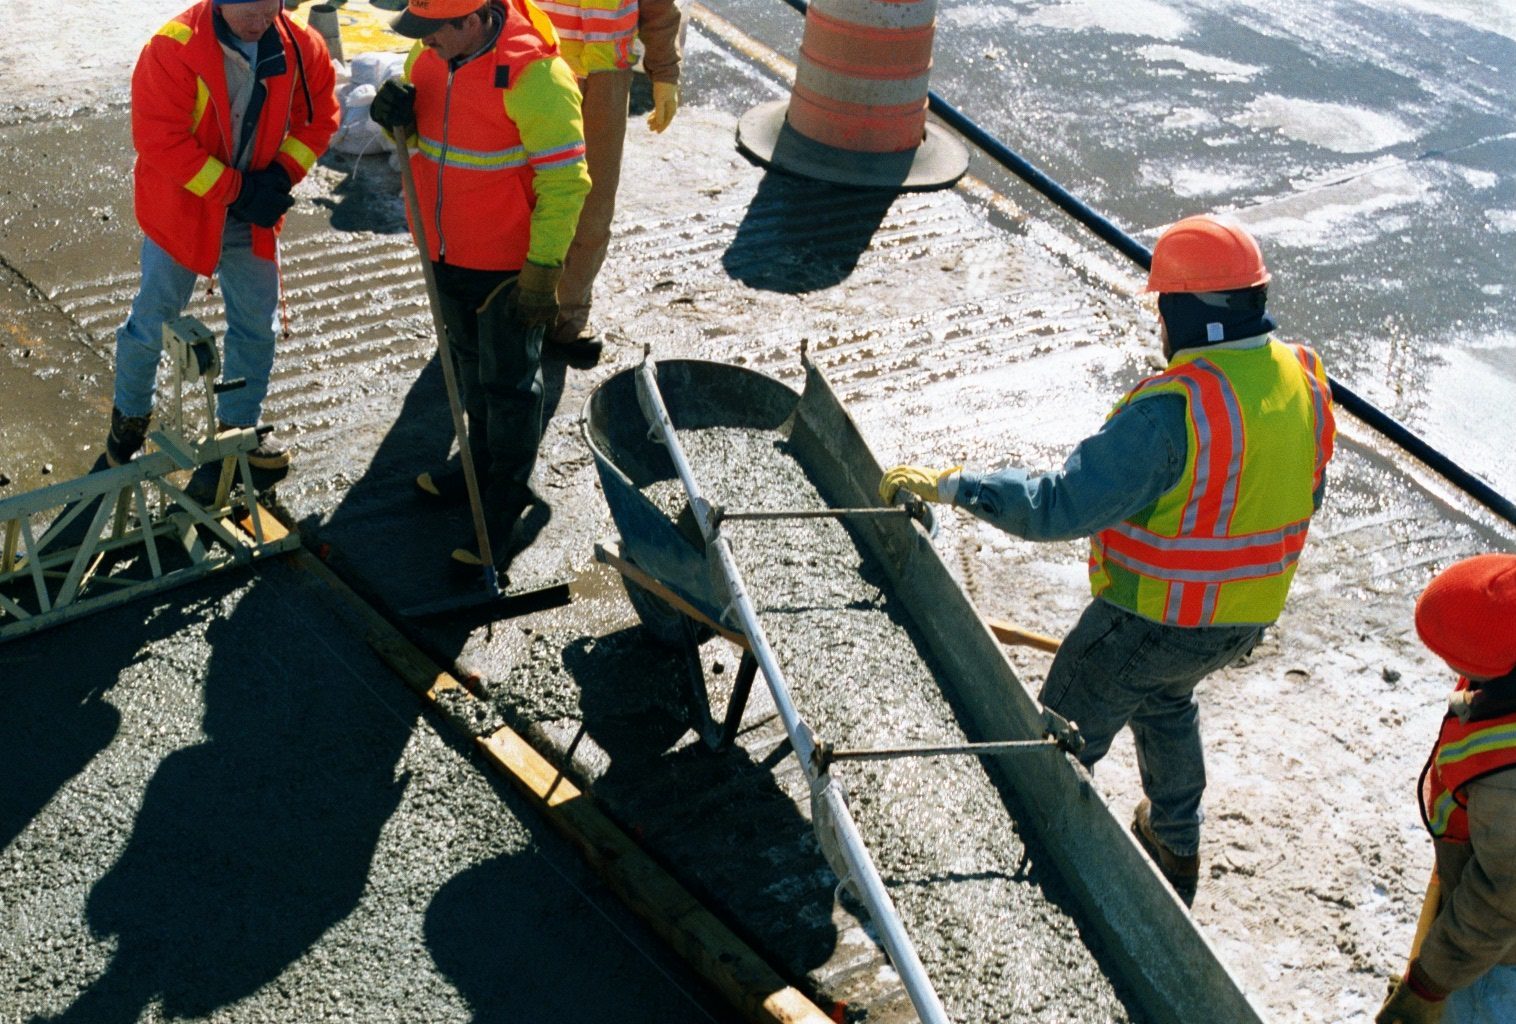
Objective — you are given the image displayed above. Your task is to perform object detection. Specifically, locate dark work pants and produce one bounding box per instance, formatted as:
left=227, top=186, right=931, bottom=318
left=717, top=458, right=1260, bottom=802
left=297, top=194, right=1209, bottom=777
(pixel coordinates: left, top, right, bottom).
left=433, top=263, right=544, bottom=514
left=1037, top=598, right=1263, bottom=857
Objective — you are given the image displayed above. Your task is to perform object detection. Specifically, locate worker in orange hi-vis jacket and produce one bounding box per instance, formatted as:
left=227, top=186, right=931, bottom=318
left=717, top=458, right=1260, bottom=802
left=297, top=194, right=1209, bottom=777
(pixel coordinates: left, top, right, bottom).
left=1378, top=554, right=1516, bottom=1024
left=370, top=0, right=590, bottom=574
left=109, top=0, right=338, bottom=490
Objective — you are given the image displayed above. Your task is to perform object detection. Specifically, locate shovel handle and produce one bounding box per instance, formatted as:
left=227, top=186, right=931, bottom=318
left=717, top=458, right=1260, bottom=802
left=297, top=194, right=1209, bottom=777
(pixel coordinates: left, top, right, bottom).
left=393, top=133, right=499, bottom=589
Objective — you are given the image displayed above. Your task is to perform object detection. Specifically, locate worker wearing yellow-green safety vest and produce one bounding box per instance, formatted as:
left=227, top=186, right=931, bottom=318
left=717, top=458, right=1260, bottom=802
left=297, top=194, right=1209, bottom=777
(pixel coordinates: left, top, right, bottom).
left=881, top=214, right=1336, bottom=905
left=1376, top=555, right=1516, bottom=1024
left=536, top=0, right=681, bottom=362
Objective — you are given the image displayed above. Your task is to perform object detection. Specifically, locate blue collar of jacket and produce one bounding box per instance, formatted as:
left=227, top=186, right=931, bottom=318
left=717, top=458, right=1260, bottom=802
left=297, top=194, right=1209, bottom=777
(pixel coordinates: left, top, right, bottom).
left=212, top=8, right=289, bottom=81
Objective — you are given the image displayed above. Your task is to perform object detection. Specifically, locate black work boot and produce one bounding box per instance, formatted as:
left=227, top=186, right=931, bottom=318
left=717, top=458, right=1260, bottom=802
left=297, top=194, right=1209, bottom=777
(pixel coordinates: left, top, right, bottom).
left=220, top=421, right=291, bottom=471
left=415, top=466, right=470, bottom=504
left=1132, top=799, right=1200, bottom=906
left=544, top=320, right=603, bottom=366
left=106, top=407, right=152, bottom=467
left=449, top=483, right=540, bottom=575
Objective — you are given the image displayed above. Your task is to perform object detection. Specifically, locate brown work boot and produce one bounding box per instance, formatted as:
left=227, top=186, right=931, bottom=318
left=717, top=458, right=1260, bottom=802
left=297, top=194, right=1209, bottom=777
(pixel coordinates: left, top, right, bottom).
left=1132, top=798, right=1199, bottom=906
left=544, top=320, right=603, bottom=366
left=106, top=407, right=152, bottom=467
left=220, top=421, right=291, bottom=471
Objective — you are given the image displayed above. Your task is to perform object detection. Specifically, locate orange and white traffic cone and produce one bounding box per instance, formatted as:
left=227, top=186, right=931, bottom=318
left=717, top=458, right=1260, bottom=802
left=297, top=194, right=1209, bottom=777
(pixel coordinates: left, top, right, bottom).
left=737, top=0, right=967, bottom=190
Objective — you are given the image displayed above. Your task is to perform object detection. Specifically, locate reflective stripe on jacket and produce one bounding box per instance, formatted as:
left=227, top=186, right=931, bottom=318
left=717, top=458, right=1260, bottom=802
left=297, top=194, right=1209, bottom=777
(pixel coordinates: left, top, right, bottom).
left=537, top=0, right=641, bottom=75
left=131, top=2, right=338, bottom=276
left=1421, top=679, right=1516, bottom=842
left=404, top=0, right=589, bottom=271
left=1088, top=340, right=1335, bottom=626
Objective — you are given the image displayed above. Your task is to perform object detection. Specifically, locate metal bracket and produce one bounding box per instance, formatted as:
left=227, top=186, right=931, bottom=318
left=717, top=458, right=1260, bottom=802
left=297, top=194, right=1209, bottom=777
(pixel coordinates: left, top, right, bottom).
left=0, top=317, right=298, bottom=644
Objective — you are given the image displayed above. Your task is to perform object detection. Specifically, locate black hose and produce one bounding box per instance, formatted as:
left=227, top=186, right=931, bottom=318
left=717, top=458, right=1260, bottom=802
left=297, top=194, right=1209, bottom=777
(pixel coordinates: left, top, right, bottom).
left=764, top=0, right=1516, bottom=529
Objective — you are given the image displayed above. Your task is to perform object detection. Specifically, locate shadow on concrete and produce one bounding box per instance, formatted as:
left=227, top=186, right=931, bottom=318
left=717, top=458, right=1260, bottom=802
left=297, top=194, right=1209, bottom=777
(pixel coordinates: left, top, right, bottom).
left=298, top=347, right=572, bottom=628
left=563, top=627, right=844, bottom=983
left=0, top=598, right=201, bottom=856
left=29, top=573, right=417, bottom=1024
left=424, top=845, right=720, bottom=1022
left=722, top=173, right=895, bottom=293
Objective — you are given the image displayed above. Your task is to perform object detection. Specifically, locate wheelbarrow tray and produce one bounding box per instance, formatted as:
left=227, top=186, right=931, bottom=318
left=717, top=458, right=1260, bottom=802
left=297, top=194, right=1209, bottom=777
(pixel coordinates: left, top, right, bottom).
left=581, top=355, right=1268, bottom=1023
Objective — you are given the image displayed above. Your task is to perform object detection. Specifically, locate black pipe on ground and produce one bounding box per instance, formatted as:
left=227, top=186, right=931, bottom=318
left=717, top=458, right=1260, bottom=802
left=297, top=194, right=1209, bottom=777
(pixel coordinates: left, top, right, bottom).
left=760, top=0, right=1516, bottom=529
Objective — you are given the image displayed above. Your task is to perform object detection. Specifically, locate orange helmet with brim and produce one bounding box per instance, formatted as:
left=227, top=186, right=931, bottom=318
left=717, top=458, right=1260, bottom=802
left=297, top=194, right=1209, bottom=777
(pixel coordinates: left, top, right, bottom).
left=1146, top=214, right=1271, bottom=294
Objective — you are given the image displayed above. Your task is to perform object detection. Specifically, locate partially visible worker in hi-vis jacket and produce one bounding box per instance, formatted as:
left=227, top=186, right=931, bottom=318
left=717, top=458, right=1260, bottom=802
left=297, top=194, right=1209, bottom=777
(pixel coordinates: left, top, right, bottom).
left=109, top=0, right=338, bottom=498
left=880, top=214, right=1337, bottom=906
left=369, top=0, right=589, bottom=573
left=535, top=0, right=682, bottom=363
left=1378, top=555, right=1516, bottom=1024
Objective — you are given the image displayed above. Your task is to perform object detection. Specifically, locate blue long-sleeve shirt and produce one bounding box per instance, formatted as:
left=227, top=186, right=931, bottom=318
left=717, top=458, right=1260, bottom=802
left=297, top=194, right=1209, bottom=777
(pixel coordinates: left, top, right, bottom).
left=953, top=393, right=1189, bottom=542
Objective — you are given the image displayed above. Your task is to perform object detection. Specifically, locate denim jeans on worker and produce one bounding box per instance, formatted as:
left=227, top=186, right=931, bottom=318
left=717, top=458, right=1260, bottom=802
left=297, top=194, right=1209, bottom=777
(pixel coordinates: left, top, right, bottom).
left=1446, top=965, right=1516, bottom=1024
left=1038, top=597, right=1263, bottom=857
left=113, top=219, right=278, bottom=428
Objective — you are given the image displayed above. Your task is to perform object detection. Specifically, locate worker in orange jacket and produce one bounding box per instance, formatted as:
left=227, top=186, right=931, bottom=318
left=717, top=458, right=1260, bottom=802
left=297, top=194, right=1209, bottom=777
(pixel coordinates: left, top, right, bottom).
left=109, top=0, right=338, bottom=486
left=536, top=0, right=682, bottom=362
left=1378, top=554, right=1516, bottom=1024
left=370, top=0, right=590, bottom=572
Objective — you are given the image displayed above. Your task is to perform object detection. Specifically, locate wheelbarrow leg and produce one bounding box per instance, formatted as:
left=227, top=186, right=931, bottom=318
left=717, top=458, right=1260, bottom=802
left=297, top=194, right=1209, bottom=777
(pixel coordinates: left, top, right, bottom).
left=679, top=623, right=758, bottom=752
left=719, top=652, right=758, bottom=749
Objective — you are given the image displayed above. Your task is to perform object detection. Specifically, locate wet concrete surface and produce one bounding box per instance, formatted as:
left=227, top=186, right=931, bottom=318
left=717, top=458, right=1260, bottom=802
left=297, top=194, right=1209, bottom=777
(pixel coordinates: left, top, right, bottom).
left=665, top=427, right=1136, bottom=1022
left=0, top=561, right=727, bottom=1024
left=3, top=12, right=1516, bottom=1024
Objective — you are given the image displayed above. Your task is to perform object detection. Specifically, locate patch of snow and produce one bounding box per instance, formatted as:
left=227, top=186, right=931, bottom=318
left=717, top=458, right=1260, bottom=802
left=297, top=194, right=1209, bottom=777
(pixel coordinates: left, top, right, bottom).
left=1137, top=44, right=1261, bottom=81
left=1023, top=0, right=1190, bottom=40
left=1232, top=94, right=1417, bottom=154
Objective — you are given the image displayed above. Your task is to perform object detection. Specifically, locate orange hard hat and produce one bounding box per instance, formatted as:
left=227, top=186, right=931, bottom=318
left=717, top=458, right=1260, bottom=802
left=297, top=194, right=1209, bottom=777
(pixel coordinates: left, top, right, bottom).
left=1146, top=215, right=1271, bottom=294
left=1415, top=554, right=1516, bottom=679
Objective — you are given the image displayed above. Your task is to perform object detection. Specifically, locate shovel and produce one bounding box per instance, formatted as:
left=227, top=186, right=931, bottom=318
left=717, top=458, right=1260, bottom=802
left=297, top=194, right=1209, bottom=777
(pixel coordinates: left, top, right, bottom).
left=392, top=131, right=531, bottom=616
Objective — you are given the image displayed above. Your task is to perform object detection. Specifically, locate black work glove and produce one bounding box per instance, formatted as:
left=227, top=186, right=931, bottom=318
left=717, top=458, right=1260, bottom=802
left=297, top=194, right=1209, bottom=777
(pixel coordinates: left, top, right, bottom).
left=513, top=261, right=562, bottom=329
left=246, top=164, right=292, bottom=194
left=228, top=173, right=296, bottom=228
left=370, top=80, right=416, bottom=133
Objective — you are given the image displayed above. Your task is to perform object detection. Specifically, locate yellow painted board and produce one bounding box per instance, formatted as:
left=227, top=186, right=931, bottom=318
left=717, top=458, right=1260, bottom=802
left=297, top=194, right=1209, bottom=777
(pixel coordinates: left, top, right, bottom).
left=479, top=729, right=833, bottom=1024
left=290, top=0, right=410, bottom=56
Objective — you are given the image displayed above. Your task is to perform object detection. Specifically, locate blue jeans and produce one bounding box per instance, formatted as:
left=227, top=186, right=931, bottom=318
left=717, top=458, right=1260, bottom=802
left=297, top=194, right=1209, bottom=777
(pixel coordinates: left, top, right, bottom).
left=1447, top=965, right=1516, bottom=1023
left=1038, top=598, right=1262, bottom=856
left=113, top=221, right=279, bottom=428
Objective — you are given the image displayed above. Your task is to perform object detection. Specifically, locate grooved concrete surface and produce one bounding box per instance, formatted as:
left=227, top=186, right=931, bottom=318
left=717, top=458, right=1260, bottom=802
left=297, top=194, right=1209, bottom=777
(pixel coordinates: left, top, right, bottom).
left=3, top=8, right=1516, bottom=1024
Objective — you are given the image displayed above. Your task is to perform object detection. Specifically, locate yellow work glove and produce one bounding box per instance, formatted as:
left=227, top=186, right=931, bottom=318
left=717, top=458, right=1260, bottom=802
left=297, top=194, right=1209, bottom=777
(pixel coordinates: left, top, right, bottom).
left=647, top=81, right=679, bottom=133
left=1375, top=961, right=1446, bottom=1024
left=513, top=261, right=562, bottom=329
left=879, top=465, right=961, bottom=505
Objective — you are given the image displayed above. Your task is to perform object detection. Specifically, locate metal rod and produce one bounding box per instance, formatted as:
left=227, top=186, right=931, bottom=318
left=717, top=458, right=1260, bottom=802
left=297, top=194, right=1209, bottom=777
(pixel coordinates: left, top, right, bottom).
left=720, top=507, right=914, bottom=521
left=632, top=353, right=952, bottom=1024
left=825, top=738, right=1061, bottom=765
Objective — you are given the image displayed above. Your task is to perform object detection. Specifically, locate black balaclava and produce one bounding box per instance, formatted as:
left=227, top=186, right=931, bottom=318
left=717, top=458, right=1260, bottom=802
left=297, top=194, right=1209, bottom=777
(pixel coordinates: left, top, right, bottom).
left=1159, top=286, right=1277, bottom=354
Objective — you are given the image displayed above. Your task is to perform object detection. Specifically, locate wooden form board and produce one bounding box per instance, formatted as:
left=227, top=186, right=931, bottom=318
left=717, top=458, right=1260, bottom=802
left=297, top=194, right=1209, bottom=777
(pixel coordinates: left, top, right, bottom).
left=285, top=545, right=832, bottom=1024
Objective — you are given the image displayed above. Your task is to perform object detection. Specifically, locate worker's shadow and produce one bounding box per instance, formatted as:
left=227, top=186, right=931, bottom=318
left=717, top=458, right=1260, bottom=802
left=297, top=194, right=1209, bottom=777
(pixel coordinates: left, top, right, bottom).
left=563, top=628, right=843, bottom=982
left=27, top=571, right=417, bottom=1024
left=298, top=347, right=571, bottom=628
left=0, top=597, right=200, bottom=857
left=425, top=840, right=716, bottom=1022
left=311, top=152, right=408, bottom=235
left=723, top=173, right=897, bottom=293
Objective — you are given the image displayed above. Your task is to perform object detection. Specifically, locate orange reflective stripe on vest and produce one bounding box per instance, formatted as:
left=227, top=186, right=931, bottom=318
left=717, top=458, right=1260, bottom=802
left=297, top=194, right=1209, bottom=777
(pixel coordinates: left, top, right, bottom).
left=1091, top=340, right=1333, bottom=627
left=1420, top=679, right=1516, bottom=841
left=538, top=0, right=640, bottom=76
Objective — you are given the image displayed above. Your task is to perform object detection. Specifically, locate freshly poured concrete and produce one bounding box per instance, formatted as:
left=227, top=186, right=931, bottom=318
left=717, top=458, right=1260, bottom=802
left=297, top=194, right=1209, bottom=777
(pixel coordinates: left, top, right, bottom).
left=1, top=6, right=1514, bottom=1023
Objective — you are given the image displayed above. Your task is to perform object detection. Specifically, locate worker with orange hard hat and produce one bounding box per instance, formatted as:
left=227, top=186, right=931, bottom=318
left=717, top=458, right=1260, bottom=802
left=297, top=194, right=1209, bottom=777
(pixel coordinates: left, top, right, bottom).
left=881, top=213, right=1336, bottom=905
left=1377, top=554, right=1516, bottom=1024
